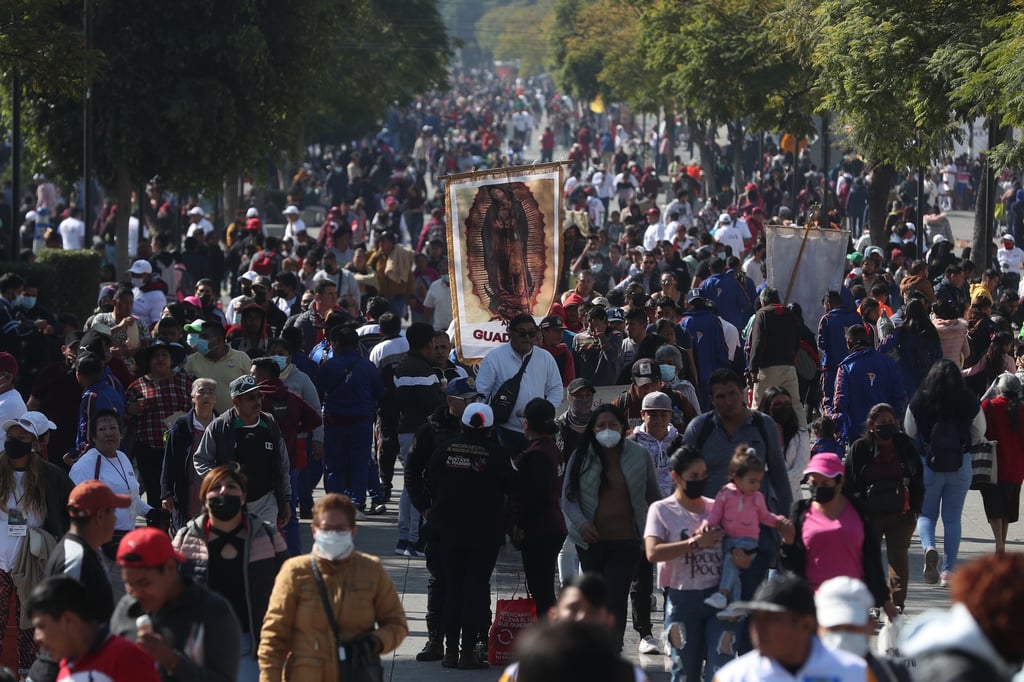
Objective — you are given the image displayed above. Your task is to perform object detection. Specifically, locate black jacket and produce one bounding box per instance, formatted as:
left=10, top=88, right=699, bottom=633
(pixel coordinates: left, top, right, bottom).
left=779, top=495, right=890, bottom=607
left=845, top=433, right=925, bottom=515
left=405, top=406, right=460, bottom=514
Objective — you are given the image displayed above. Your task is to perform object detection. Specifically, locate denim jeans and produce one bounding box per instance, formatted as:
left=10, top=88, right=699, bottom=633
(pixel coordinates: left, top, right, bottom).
left=577, top=539, right=643, bottom=650
left=917, top=455, right=972, bottom=573
left=665, top=586, right=735, bottom=682
left=282, top=469, right=301, bottom=556
left=238, top=632, right=259, bottom=682
left=297, top=457, right=323, bottom=512
left=397, top=433, right=420, bottom=544
left=719, top=536, right=758, bottom=601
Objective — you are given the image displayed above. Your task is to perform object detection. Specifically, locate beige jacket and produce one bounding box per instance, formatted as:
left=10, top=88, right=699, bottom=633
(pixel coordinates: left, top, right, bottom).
left=258, top=551, right=407, bottom=682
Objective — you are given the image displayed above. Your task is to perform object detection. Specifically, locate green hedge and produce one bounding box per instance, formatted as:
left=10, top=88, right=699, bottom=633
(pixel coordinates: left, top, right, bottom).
left=0, top=250, right=103, bottom=325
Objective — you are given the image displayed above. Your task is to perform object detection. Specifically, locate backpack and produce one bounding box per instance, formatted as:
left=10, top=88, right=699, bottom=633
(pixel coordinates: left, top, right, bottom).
left=918, top=416, right=967, bottom=473
left=695, top=410, right=771, bottom=451
left=794, top=339, right=820, bottom=382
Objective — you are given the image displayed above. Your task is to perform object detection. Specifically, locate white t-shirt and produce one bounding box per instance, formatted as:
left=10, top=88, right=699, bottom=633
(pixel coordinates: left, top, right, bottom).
left=644, top=495, right=722, bottom=591
left=70, top=448, right=152, bottom=531
left=423, top=278, right=453, bottom=332
left=714, top=637, right=867, bottom=682
left=998, top=246, right=1024, bottom=272
left=59, top=217, right=86, bottom=250
left=713, top=224, right=746, bottom=258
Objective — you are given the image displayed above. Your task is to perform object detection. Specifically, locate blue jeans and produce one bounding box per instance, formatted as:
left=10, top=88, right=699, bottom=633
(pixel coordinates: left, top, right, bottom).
left=917, top=456, right=972, bottom=573
left=719, top=536, right=758, bottom=601
left=282, top=469, right=301, bottom=556
left=297, top=457, right=322, bottom=512
left=323, top=420, right=373, bottom=506
left=734, top=525, right=777, bottom=655
left=665, top=586, right=735, bottom=682
left=397, top=433, right=420, bottom=544
left=577, top=539, right=643, bottom=650
left=238, top=632, right=259, bottom=682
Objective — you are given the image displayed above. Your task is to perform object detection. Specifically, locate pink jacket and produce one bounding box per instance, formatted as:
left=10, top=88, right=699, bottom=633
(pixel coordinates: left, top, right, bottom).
left=705, top=482, right=781, bottom=540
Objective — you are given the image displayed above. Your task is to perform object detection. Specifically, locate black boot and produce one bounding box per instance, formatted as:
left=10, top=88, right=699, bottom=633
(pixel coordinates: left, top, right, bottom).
left=457, top=648, right=489, bottom=670
left=441, top=648, right=459, bottom=668
left=416, top=625, right=444, bottom=662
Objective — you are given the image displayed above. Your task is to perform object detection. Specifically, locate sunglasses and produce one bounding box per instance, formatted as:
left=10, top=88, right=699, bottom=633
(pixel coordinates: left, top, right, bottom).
left=514, top=328, right=538, bottom=338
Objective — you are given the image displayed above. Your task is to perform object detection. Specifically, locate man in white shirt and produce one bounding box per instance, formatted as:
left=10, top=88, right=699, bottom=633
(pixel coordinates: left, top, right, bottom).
left=128, top=260, right=166, bottom=328
left=743, top=242, right=766, bottom=289
left=997, top=233, right=1024, bottom=274
left=475, top=313, right=564, bottom=454
left=714, top=573, right=867, bottom=682
left=58, top=207, right=86, bottom=250
left=593, top=165, right=615, bottom=217
left=585, top=189, right=604, bottom=230
left=282, top=205, right=306, bottom=240
left=642, top=208, right=665, bottom=251
left=185, top=206, right=214, bottom=238
left=713, top=213, right=746, bottom=258
left=422, top=275, right=453, bottom=332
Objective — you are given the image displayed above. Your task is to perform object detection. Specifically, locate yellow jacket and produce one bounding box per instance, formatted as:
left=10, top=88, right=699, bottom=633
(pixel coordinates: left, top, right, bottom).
left=258, top=551, right=408, bottom=682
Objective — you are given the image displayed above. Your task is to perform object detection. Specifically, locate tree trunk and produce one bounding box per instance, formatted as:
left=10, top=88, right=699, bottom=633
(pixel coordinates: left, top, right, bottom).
left=113, top=156, right=132, bottom=277
left=867, top=163, right=895, bottom=248
left=971, top=120, right=1002, bottom=271
left=687, top=110, right=715, bottom=199
left=729, top=120, right=744, bottom=194
left=223, top=175, right=241, bottom=230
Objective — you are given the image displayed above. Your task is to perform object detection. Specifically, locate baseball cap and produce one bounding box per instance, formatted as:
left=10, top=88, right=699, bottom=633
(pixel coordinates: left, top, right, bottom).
left=117, top=527, right=186, bottom=568
left=591, top=296, right=610, bottom=309
left=187, top=206, right=205, bottom=217
left=539, top=315, right=564, bottom=330
left=803, top=452, right=845, bottom=480
left=567, top=377, right=595, bottom=395
left=1, top=411, right=57, bottom=438
left=68, top=480, right=131, bottom=518
left=563, top=292, right=585, bottom=309
left=718, top=212, right=732, bottom=225
left=461, top=403, right=494, bottom=429
left=632, top=359, right=659, bottom=386
left=183, top=319, right=221, bottom=334
left=641, top=391, right=672, bottom=411
left=446, top=376, right=484, bottom=400
left=606, top=307, right=625, bottom=323
left=687, top=288, right=707, bottom=304
left=932, top=234, right=948, bottom=245
left=128, top=260, right=152, bottom=275
left=282, top=205, right=300, bottom=216
left=237, top=271, right=260, bottom=284
left=229, top=374, right=260, bottom=398
left=890, top=248, right=903, bottom=260
left=645, top=207, right=660, bottom=217
left=730, top=573, right=816, bottom=617
left=245, top=207, right=259, bottom=218
left=815, top=577, right=874, bottom=628
left=1003, top=233, right=1016, bottom=244
left=846, top=252, right=864, bottom=265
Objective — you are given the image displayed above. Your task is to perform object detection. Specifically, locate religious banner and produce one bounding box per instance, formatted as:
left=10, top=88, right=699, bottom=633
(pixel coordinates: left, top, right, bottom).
left=445, top=163, right=563, bottom=361
left=765, top=225, right=849, bottom=326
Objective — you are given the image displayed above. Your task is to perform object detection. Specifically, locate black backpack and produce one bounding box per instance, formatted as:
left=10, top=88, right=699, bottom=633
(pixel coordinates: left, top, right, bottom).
left=918, top=415, right=967, bottom=473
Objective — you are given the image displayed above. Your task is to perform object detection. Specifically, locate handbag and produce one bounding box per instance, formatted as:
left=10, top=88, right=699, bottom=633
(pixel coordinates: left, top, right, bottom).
left=489, top=352, right=532, bottom=426
left=487, top=575, right=537, bottom=666
left=308, top=554, right=384, bottom=682
left=968, top=440, right=998, bottom=489
left=865, top=478, right=908, bottom=515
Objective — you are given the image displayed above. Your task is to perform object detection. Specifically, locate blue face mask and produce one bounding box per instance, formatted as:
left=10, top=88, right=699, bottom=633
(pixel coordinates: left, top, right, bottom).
left=195, top=338, right=211, bottom=356
left=659, top=364, right=676, bottom=382
left=20, top=296, right=36, bottom=309
left=272, top=355, right=288, bottom=371
left=186, top=332, right=200, bottom=348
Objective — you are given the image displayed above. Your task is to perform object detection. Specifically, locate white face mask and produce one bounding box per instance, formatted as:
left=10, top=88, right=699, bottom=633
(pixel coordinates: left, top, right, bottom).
left=131, top=277, right=145, bottom=288
left=821, top=631, right=869, bottom=657
left=314, top=529, right=354, bottom=561
left=595, top=429, right=622, bottom=449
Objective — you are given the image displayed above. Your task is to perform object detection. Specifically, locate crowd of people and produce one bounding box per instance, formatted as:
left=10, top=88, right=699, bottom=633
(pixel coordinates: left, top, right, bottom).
left=0, top=69, right=1022, bottom=681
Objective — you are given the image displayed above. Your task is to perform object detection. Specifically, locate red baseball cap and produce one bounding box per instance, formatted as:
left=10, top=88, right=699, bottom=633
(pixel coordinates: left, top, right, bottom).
left=116, top=527, right=186, bottom=568
left=68, top=480, right=131, bottom=518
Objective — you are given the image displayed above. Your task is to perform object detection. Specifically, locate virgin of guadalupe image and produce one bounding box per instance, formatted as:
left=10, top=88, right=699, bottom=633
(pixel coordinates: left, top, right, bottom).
left=464, top=182, right=547, bottom=322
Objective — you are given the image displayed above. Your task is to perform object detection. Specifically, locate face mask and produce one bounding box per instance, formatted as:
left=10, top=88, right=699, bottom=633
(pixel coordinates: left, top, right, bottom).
left=590, top=263, right=603, bottom=274
left=99, top=302, right=114, bottom=313
left=253, top=291, right=268, bottom=304
left=875, top=424, right=900, bottom=440
left=272, top=355, right=288, bottom=371
left=5, top=439, right=33, bottom=460
left=207, top=494, right=242, bottom=521
left=683, top=479, right=707, bottom=500
left=811, top=484, right=838, bottom=504
left=771, top=406, right=794, bottom=424
left=595, top=429, right=622, bottom=449
left=195, top=338, right=211, bottom=356
left=569, top=396, right=592, bottom=416
left=717, top=252, right=726, bottom=261
left=12, top=295, right=22, bottom=308
left=315, top=529, right=354, bottom=561
left=186, top=332, right=200, bottom=348
left=131, top=277, right=145, bottom=288
left=821, top=631, right=870, bottom=657
left=20, top=296, right=35, bottom=310
left=659, top=364, right=676, bottom=382
left=199, top=294, right=213, bottom=308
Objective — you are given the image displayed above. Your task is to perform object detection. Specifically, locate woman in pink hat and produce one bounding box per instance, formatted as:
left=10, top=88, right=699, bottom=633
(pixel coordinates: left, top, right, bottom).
left=777, top=452, right=898, bottom=618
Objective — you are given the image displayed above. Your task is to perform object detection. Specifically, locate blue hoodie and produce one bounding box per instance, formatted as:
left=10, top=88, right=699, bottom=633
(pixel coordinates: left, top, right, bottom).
left=832, top=346, right=905, bottom=443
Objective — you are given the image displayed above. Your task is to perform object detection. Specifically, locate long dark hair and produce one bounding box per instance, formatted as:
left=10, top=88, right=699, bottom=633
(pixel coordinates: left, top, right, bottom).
left=914, top=358, right=977, bottom=416
left=757, top=386, right=799, bottom=446
left=903, top=298, right=937, bottom=339
left=565, top=403, right=627, bottom=502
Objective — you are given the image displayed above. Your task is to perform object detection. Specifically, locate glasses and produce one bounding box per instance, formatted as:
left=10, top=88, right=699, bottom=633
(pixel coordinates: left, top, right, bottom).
left=514, top=328, right=538, bottom=338
left=456, top=395, right=486, bottom=404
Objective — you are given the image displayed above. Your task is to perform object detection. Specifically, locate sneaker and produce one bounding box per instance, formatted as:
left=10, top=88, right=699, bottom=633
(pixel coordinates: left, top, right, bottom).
left=703, top=592, right=728, bottom=610
left=355, top=510, right=368, bottom=522
left=638, top=634, right=660, bottom=655
left=366, top=503, right=387, bottom=516
left=394, top=540, right=409, bottom=556
left=457, top=649, right=489, bottom=670
left=923, top=548, right=940, bottom=584
left=940, top=570, right=952, bottom=587
left=717, top=604, right=745, bottom=622
left=406, top=542, right=426, bottom=558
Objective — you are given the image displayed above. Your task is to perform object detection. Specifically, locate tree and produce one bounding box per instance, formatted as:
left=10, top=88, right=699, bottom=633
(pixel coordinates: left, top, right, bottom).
left=0, top=0, right=99, bottom=96
left=475, top=0, right=555, bottom=77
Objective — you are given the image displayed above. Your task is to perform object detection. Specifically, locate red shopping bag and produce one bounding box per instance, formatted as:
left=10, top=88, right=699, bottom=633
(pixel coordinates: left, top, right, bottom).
left=487, top=582, right=537, bottom=666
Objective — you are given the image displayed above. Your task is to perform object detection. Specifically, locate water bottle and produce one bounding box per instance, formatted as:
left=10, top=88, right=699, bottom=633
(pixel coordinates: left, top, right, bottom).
left=32, top=206, right=49, bottom=255
left=877, top=309, right=894, bottom=343
left=136, top=614, right=153, bottom=636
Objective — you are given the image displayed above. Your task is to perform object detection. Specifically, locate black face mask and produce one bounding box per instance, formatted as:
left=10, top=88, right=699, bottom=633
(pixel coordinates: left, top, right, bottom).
left=683, top=479, right=707, bottom=500
left=770, top=406, right=794, bottom=424
left=874, top=424, right=900, bottom=440
left=253, top=291, right=268, bottom=305
left=5, top=439, right=32, bottom=460
left=199, top=294, right=213, bottom=309
left=207, top=494, right=243, bottom=521
left=810, top=485, right=838, bottom=504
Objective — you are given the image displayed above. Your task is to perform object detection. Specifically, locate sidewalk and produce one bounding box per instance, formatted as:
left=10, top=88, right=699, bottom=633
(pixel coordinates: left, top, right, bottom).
left=296, top=460, right=1017, bottom=682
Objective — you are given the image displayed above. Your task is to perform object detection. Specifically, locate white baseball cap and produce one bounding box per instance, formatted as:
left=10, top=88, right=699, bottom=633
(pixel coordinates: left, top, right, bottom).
left=718, top=213, right=732, bottom=225
left=187, top=206, right=205, bottom=217
left=461, top=403, right=494, bottom=429
left=282, top=205, right=300, bottom=216
left=128, top=260, right=152, bottom=275
left=932, top=233, right=949, bottom=245
left=814, top=576, right=874, bottom=627
left=245, top=207, right=259, bottom=218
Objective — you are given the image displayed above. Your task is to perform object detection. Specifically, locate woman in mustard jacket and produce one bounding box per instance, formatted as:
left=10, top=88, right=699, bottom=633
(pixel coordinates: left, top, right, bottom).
left=258, top=493, right=408, bottom=682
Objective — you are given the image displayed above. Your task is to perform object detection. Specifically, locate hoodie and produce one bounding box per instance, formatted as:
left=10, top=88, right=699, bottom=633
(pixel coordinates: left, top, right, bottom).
left=630, top=423, right=681, bottom=496
left=901, top=603, right=1020, bottom=682
left=257, top=378, right=322, bottom=471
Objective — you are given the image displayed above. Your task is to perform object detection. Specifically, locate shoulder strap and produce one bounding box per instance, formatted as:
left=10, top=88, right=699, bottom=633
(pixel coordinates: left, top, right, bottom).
left=753, top=412, right=771, bottom=448
left=309, top=554, right=341, bottom=647
left=695, top=415, right=716, bottom=449
left=94, top=453, right=102, bottom=481
left=515, top=351, right=533, bottom=379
